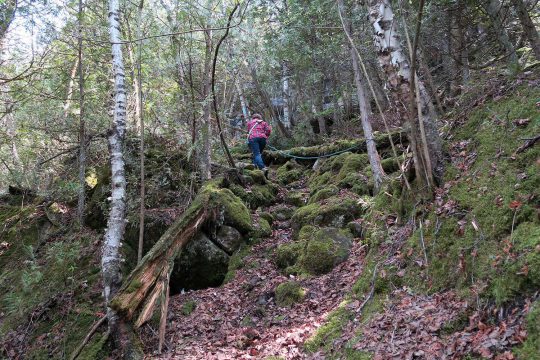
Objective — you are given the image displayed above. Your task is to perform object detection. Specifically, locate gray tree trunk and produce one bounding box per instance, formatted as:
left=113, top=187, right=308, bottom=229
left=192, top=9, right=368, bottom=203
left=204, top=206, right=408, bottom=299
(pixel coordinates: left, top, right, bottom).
left=368, top=0, right=443, bottom=185
left=485, top=0, right=519, bottom=66
left=511, top=0, right=540, bottom=60
left=282, top=61, right=291, bottom=129
left=200, top=29, right=213, bottom=181
left=77, top=0, right=86, bottom=226
left=338, top=0, right=385, bottom=192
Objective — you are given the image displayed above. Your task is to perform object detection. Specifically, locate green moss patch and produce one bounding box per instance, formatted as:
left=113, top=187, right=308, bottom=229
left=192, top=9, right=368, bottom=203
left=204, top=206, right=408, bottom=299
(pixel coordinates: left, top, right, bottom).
left=291, top=194, right=364, bottom=232
left=276, top=160, right=303, bottom=185
left=275, top=281, right=305, bottom=307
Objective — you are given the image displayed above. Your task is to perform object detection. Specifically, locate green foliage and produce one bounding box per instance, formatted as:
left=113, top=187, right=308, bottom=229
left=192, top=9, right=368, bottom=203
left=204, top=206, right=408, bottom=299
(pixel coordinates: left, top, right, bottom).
left=514, top=300, right=540, bottom=358
left=182, top=300, right=197, bottom=315
left=275, top=281, right=305, bottom=307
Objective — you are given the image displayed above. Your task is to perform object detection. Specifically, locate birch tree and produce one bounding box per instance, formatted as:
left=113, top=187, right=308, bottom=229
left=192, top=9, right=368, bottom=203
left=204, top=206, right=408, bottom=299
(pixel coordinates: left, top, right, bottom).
left=368, top=0, right=443, bottom=189
left=103, top=0, right=140, bottom=355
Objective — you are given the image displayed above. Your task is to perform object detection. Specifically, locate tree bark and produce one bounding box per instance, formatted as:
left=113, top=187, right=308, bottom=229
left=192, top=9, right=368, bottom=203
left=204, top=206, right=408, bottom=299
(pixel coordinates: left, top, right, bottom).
left=77, top=0, right=86, bottom=226
left=368, top=0, right=443, bottom=186
left=282, top=61, right=291, bottom=129
left=136, top=0, right=145, bottom=264
left=105, top=0, right=142, bottom=356
left=485, top=0, right=519, bottom=67
left=338, top=0, right=385, bottom=192
left=200, top=29, right=213, bottom=181
left=511, top=0, right=540, bottom=60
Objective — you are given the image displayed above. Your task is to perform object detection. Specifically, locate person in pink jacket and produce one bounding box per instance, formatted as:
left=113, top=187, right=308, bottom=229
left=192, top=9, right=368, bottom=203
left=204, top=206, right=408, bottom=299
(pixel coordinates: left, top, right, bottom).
left=246, top=113, right=272, bottom=173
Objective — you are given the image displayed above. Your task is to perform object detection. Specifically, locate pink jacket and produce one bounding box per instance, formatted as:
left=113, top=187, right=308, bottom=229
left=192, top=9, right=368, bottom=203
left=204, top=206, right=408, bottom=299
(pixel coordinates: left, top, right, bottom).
left=247, top=119, right=272, bottom=140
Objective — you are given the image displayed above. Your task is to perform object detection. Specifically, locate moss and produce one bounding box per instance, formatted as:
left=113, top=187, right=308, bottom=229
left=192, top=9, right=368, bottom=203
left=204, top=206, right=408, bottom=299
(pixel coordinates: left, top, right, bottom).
left=182, top=300, right=197, bottom=315
left=308, top=185, right=339, bottom=204
left=275, top=242, right=304, bottom=269
left=201, top=183, right=252, bottom=234
left=514, top=300, right=540, bottom=358
left=275, top=281, right=305, bottom=307
left=229, top=182, right=277, bottom=209
left=291, top=195, right=363, bottom=232
left=308, top=171, right=332, bottom=191
left=259, top=211, right=274, bottom=224
left=380, top=156, right=401, bottom=173
left=224, top=245, right=252, bottom=283
left=284, top=191, right=305, bottom=207
left=335, top=154, right=370, bottom=183
left=251, top=218, right=272, bottom=240
left=296, top=227, right=353, bottom=275
left=304, top=306, right=353, bottom=353
left=244, top=169, right=267, bottom=185
left=276, top=160, right=303, bottom=185
left=125, top=279, right=142, bottom=293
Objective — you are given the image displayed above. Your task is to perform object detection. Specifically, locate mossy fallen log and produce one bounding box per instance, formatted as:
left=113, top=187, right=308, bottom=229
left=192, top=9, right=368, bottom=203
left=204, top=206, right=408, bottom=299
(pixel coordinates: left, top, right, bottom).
left=110, top=179, right=252, bottom=326
left=264, top=129, right=406, bottom=165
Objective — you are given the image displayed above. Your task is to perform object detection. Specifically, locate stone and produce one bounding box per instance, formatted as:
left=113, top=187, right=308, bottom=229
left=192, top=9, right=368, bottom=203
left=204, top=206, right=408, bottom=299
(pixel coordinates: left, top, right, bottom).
left=215, top=225, right=243, bottom=254
left=274, top=205, right=295, bottom=221
left=171, top=232, right=229, bottom=291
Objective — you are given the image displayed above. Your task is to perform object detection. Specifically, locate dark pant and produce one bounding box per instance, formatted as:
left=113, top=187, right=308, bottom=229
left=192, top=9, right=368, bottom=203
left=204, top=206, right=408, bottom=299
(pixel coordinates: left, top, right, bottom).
left=248, top=137, right=267, bottom=169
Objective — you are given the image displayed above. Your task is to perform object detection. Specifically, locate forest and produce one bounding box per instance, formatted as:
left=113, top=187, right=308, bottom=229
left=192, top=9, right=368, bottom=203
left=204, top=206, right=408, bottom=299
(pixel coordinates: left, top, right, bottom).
left=0, top=0, right=539, bottom=358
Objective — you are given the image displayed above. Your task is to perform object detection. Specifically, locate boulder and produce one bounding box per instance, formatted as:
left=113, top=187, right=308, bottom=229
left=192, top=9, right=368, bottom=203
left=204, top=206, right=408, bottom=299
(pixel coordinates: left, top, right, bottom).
left=215, top=225, right=243, bottom=254
left=171, top=232, right=229, bottom=291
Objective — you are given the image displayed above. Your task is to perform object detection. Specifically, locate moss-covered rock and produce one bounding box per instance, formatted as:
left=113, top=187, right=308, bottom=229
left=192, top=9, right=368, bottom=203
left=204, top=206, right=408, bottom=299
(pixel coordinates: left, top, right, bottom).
left=259, top=211, right=274, bottom=224
left=284, top=191, right=305, bottom=207
left=275, top=242, right=304, bottom=269
left=275, top=281, right=305, bottom=307
left=276, top=160, right=303, bottom=185
left=308, top=185, right=339, bottom=204
left=199, top=182, right=252, bottom=234
left=273, top=205, right=295, bottom=221
left=182, top=300, right=197, bottom=315
left=291, top=195, right=364, bottom=232
left=250, top=218, right=272, bottom=240
left=275, top=227, right=353, bottom=276
left=244, top=169, right=267, bottom=185
left=300, top=227, right=353, bottom=275
left=229, top=182, right=278, bottom=209
left=171, top=232, right=229, bottom=291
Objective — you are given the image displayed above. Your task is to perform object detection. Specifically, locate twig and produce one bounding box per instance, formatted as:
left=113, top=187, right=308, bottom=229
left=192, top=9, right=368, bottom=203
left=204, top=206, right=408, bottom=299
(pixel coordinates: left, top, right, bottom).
left=69, top=316, right=107, bottom=360
left=358, top=263, right=379, bottom=313
left=419, top=219, right=429, bottom=273
left=515, top=134, right=540, bottom=154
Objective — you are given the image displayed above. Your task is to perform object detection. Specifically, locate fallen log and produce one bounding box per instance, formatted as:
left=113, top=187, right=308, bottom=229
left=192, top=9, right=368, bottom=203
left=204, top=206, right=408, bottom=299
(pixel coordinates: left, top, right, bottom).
left=110, top=179, right=252, bottom=326
left=264, top=129, right=406, bottom=165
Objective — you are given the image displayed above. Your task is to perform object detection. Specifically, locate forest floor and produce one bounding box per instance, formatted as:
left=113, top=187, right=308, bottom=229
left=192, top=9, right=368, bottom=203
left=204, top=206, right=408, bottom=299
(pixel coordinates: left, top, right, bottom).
left=140, top=171, right=530, bottom=359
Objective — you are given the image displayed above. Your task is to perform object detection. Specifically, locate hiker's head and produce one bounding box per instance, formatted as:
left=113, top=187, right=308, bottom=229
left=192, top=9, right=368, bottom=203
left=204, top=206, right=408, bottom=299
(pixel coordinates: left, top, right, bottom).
left=252, top=113, right=263, bottom=121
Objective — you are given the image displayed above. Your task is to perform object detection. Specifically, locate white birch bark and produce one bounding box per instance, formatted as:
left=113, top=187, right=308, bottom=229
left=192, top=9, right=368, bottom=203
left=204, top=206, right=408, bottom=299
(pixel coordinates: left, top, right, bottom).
left=103, top=0, right=128, bottom=340
left=236, top=79, right=251, bottom=121
left=281, top=61, right=291, bottom=129
left=368, top=0, right=443, bottom=183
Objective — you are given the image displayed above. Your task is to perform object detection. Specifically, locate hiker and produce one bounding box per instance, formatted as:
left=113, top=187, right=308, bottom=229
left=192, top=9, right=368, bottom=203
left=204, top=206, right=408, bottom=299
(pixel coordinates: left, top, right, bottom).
left=247, top=113, right=271, bottom=173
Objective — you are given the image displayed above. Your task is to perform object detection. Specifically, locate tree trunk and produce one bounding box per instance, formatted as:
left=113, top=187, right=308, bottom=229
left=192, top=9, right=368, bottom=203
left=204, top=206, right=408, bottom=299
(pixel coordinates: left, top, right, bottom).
left=136, top=0, right=145, bottom=264
left=200, top=29, right=213, bottom=181
left=63, top=58, right=80, bottom=120
left=485, top=0, right=519, bottom=67
left=282, top=61, right=291, bottom=129
left=368, top=0, right=443, bottom=186
left=77, top=0, right=86, bottom=227
left=338, top=0, right=385, bottom=192
left=236, top=79, right=251, bottom=121
left=105, top=0, right=142, bottom=356
left=511, top=0, right=540, bottom=60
